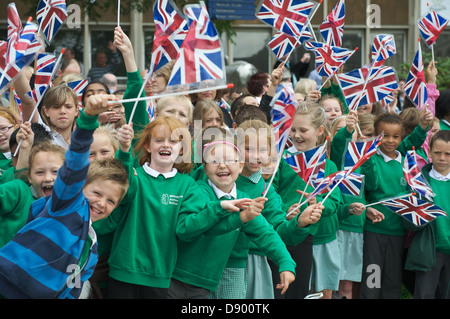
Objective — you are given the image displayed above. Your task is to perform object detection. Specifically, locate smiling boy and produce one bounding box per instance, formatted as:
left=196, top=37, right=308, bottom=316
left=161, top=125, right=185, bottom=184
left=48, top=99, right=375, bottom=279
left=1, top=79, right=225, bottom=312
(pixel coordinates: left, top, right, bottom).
left=0, top=94, right=128, bottom=299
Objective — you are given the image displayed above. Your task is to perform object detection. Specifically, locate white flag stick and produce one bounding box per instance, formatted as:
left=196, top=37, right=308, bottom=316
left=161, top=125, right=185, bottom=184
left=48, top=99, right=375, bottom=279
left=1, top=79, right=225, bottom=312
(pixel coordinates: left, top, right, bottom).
left=14, top=48, right=65, bottom=157
left=117, top=0, right=121, bottom=26
left=115, top=83, right=234, bottom=105
left=262, top=152, right=282, bottom=198
left=364, top=193, right=415, bottom=208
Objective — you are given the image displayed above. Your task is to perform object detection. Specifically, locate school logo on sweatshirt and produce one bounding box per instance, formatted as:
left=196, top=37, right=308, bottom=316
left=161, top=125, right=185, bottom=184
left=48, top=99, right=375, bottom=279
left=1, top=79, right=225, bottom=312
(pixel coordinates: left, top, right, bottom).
left=161, top=193, right=183, bottom=206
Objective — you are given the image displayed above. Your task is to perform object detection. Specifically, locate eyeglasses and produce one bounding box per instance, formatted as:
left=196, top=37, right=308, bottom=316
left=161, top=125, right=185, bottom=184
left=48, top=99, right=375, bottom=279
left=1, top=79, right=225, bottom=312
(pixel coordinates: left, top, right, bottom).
left=205, top=159, right=240, bottom=167
left=0, top=126, right=13, bottom=134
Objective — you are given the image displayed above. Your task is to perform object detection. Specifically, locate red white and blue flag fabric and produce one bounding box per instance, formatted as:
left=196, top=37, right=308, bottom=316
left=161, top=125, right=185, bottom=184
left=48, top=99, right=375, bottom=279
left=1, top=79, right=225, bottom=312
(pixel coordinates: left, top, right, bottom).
left=36, top=0, right=68, bottom=44
left=271, top=83, right=298, bottom=154
left=0, top=26, right=43, bottom=94
left=166, top=2, right=225, bottom=91
left=34, top=53, right=56, bottom=102
left=403, top=150, right=435, bottom=202
left=66, top=78, right=88, bottom=108
left=418, top=10, right=449, bottom=48
left=6, top=3, right=22, bottom=65
left=256, top=0, right=317, bottom=37
left=371, top=34, right=396, bottom=67
left=304, top=41, right=355, bottom=78
left=149, top=0, right=188, bottom=76
left=343, top=133, right=382, bottom=171
left=267, top=27, right=313, bottom=61
left=338, top=66, right=398, bottom=112
left=382, top=195, right=446, bottom=226
left=306, top=170, right=365, bottom=200
left=283, top=140, right=327, bottom=184
left=319, top=0, right=345, bottom=47
left=404, top=40, right=427, bottom=108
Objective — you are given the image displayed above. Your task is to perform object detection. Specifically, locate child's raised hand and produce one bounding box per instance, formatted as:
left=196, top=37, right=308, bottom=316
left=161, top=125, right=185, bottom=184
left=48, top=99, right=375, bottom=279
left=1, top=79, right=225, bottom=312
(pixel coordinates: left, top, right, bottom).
left=116, top=123, right=134, bottom=153
left=426, top=60, right=438, bottom=84
left=419, top=104, right=433, bottom=130
left=113, top=26, right=133, bottom=56
left=346, top=110, right=358, bottom=133
left=239, top=197, right=267, bottom=224
left=84, top=94, right=118, bottom=117
left=297, top=202, right=324, bottom=227
left=305, top=89, right=321, bottom=103
left=16, top=122, right=34, bottom=150
left=271, top=63, right=284, bottom=88
left=277, top=271, right=295, bottom=295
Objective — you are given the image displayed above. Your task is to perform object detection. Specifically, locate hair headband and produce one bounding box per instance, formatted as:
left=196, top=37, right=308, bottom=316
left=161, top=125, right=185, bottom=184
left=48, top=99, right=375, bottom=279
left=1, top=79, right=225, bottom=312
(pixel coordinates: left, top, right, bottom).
left=203, top=140, right=241, bottom=158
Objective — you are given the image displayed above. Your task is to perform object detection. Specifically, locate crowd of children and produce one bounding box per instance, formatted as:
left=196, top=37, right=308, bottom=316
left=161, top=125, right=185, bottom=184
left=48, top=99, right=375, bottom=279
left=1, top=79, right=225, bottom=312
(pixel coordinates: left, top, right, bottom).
left=0, top=25, right=449, bottom=300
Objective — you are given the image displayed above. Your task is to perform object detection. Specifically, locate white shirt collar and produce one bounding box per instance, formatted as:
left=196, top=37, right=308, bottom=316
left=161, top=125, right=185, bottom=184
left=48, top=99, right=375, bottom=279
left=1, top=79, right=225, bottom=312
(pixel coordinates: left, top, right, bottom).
left=143, top=162, right=177, bottom=178
left=377, top=149, right=402, bottom=164
left=430, top=167, right=450, bottom=181
left=208, top=179, right=237, bottom=199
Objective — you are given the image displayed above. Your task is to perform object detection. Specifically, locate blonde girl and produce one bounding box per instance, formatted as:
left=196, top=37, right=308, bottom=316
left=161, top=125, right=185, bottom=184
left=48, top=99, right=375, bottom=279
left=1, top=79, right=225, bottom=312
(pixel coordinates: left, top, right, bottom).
left=320, top=95, right=344, bottom=128
left=279, top=103, right=359, bottom=299
left=155, top=95, right=194, bottom=128
left=89, top=125, right=120, bottom=162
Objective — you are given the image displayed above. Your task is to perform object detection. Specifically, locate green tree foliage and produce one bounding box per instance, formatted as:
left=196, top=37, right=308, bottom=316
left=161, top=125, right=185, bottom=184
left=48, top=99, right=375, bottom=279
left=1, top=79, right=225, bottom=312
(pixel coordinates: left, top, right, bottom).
left=398, top=51, right=450, bottom=91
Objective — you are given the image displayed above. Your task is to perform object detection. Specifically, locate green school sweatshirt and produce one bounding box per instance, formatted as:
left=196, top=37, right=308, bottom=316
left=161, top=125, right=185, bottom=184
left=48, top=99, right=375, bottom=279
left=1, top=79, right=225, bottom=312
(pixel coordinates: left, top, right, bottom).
left=0, top=153, right=12, bottom=179
left=272, top=151, right=344, bottom=244
left=364, top=153, right=410, bottom=236
left=172, top=179, right=296, bottom=292
left=236, top=173, right=312, bottom=250
left=0, top=179, right=35, bottom=249
left=422, top=165, right=450, bottom=255
left=404, top=164, right=450, bottom=271
left=330, top=127, right=378, bottom=233
left=106, top=149, right=223, bottom=289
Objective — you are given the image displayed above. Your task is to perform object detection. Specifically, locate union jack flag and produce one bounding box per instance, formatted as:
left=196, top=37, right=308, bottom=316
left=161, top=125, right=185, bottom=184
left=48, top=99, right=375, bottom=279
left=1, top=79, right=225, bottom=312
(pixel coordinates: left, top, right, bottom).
left=36, top=0, right=68, bottom=44
left=148, top=0, right=188, bottom=76
left=343, top=133, right=382, bottom=172
left=403, top=150, right=435, bottom=202
left=371, top=34, right=396, bottom=66
left=256, top=0, right=317, bottom=37
left=418, top=10, right=449, bottom=48
left=167, top=2, right=225, bottom=91
left=271, top=83, right=298, bottom=154
left=319, top=0, right=345, bottom=47
left=218, top=98, right=231, bottom=113
left=6, top=3, right=22, bottom=65
left=66, top=79, right=88, bottom=108
left=382, top=195, right=446, bottom=226
left=283, top=139, right=327, bottom=184
left=13, top=19, right=40, bottom=63
left=304, top=41, right=356, bottom=78
left=404, top=41, right=427, bottom=108
left=34, top=53, right=56, bottom=102
left=306, top=170, right=365, bottom=200
left=338, top=66, right=398, bottom=112
left=0, top=33, right=43, bottom=94
left=268, top=32, right=298, bottom=61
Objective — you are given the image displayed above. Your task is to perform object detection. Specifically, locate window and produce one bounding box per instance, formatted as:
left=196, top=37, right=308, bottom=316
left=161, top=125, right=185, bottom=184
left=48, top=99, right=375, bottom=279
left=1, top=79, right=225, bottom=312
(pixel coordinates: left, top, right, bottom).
left=231, top=27, right=272, bottom=73
left=90, top=29, right=127, bottom=78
